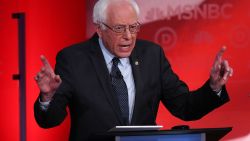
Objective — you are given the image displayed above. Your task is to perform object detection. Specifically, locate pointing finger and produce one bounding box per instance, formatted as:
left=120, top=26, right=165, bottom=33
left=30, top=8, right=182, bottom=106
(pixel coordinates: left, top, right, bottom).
left=213, top=46, right=227, bottom=73
left=222, top=60, right=230, bottom=80
left=40, top=55, right=54, bottom=73
left=216, top=46, right=226, bottom=61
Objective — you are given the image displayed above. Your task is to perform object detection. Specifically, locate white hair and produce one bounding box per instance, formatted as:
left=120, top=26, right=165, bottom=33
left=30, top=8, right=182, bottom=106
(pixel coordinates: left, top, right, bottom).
left=93, top=0, right=140, bottom=25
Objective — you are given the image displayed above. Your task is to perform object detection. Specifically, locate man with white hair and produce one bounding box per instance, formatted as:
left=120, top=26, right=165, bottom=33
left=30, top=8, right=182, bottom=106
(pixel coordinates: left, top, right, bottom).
left=34, top=0, right=233, bottom=141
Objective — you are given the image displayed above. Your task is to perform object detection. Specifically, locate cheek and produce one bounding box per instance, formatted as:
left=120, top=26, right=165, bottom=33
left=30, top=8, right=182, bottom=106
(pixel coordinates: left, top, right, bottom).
left=112, top=38, right=121, bottom=50
left=131, top=37, right=137, bottom=47
left=104, top=33, right=116, bottom=49
left=108, top=36, right=121, bottom=53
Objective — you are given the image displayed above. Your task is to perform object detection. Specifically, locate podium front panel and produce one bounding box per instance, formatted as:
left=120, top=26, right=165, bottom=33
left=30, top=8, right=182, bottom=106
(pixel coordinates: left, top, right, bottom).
left=116, top=133, right=206, bottom=141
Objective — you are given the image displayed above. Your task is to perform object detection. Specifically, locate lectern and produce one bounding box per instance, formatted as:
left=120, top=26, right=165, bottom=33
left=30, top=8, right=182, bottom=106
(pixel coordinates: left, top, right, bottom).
left=93, top=127, right=232, bottom=141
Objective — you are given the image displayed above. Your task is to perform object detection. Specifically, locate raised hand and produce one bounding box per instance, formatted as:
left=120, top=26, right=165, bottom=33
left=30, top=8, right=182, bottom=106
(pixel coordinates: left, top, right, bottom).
left=34, top=55, right=62, bottom=102
left=210, top=46, right=233, bottom=92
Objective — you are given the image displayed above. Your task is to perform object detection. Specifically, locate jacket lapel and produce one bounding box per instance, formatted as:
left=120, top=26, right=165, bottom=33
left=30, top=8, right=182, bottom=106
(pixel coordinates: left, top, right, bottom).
left=129, top=48, right=144, bottom=125
left=88, top=34, right=124, bottom=125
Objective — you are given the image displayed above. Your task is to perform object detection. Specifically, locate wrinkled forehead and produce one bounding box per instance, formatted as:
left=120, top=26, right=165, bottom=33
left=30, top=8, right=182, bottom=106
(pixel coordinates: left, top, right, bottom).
left=106, top=2, right=138, bottom=25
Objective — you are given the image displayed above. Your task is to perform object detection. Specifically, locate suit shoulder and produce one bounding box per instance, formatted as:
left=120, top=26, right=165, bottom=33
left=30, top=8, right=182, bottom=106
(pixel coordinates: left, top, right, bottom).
left=135, top=39, right=163, bottom=54
left=56, top=40, right=91, bottom=59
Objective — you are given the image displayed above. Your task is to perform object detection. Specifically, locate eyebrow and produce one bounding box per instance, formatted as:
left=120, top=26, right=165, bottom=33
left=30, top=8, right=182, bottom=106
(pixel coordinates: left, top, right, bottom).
left=113, top=22, right=139, bottom=26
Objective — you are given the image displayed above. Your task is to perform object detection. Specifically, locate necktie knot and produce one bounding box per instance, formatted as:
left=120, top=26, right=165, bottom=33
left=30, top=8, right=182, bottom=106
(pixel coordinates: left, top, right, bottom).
left=112, top=57, right=120, bottom=67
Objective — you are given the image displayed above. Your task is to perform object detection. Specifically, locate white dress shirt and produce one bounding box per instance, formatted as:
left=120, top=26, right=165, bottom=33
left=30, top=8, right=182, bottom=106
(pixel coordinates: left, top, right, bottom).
left=98, top=38, right=136, bottom=123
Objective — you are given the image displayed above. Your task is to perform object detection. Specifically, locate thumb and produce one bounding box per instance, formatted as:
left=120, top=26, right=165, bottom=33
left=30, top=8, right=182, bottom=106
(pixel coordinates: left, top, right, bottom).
left=54, top=75, right=62, bottom=83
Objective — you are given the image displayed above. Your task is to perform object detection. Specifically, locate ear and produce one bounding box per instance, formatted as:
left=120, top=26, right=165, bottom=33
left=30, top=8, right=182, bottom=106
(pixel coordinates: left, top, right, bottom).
left=95, top=24, right=102, bottom=38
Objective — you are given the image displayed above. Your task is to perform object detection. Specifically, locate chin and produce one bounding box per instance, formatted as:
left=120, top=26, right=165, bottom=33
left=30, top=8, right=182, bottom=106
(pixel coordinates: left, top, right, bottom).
left=116, top=52, right=132, bottom=58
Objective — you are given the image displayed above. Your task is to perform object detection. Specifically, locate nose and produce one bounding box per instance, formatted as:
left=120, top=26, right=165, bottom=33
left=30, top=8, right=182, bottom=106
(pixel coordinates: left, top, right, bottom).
left=123, top=28, right=132, bottom=40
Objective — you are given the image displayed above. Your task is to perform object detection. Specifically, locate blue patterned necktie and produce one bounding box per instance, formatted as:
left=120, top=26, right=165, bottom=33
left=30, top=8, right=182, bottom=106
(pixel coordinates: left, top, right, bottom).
left=110, top=57, right=129, bottom=125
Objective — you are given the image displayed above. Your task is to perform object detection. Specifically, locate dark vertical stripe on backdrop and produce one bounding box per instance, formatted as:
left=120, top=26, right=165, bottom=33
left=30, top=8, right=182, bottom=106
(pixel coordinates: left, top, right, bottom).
left=12, top=13, right=26, bottom=141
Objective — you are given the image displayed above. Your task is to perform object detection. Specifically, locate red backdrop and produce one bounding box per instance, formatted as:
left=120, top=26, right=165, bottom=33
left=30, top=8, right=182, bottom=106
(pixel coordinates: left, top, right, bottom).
left=0, top=0, right=249, bottom=141
left=0, top=0, right=86, bottom=141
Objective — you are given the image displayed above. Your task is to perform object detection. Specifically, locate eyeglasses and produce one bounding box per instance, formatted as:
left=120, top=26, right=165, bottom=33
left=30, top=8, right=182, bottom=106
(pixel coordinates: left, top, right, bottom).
left=101, top=22, right=141, bottom=34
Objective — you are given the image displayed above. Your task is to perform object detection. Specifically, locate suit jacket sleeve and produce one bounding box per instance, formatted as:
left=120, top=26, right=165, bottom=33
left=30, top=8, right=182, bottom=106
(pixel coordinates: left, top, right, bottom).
left=34, top=50, right=73, bottom=128
left=158, top=47, right=230, bottom=121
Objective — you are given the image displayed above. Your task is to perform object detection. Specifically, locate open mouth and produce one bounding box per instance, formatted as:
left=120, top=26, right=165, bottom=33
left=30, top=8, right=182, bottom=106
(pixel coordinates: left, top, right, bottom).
left=118, top=44, right=132, bottom=53
left=120, top=45, right=131, bottom=48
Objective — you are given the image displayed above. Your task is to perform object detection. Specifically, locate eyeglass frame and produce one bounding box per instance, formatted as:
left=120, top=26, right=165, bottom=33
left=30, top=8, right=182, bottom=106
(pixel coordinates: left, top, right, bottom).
left=100, top=22, right=141, bottom=34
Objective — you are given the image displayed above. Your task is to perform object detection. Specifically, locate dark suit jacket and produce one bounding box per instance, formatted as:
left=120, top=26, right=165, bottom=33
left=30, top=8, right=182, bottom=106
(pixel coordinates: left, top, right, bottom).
left=34, top=34, right=229, bottom=141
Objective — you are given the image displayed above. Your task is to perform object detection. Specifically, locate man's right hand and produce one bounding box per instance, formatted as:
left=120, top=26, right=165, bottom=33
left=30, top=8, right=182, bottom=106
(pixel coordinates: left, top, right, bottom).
left=35, top=55, right=62, bottom=102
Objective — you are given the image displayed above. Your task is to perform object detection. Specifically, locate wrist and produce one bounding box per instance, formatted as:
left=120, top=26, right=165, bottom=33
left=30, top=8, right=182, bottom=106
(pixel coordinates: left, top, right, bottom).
left=40, top=92, right=54, bottom=102
left=210, top=84, right=222, bottom=93
left=212, top=87, right=221, bottom=93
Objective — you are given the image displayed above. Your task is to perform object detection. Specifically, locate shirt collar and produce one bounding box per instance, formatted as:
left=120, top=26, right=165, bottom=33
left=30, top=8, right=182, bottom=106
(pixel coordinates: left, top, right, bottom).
left=98, top=38, right=129, bottom=67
